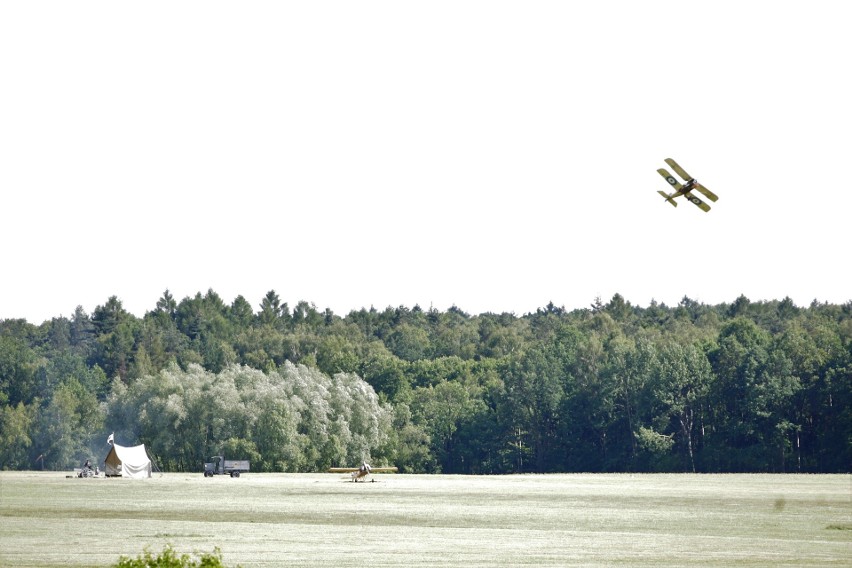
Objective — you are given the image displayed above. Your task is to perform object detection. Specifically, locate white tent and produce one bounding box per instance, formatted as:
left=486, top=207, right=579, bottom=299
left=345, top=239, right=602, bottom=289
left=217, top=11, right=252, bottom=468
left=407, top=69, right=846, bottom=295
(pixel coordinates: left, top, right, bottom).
left=104, top=443, right=152, bottom=478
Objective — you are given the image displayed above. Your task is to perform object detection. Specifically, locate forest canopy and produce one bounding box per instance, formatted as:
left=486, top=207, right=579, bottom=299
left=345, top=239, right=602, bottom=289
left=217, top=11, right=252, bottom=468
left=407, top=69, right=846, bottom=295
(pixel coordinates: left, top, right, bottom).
left=1, top=291, right=849, bottom=474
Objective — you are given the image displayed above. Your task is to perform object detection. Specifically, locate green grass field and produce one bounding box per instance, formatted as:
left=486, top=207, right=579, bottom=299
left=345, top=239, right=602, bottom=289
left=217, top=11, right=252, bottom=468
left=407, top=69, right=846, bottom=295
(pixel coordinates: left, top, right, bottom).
left=1, top=471, right=849, bottom=567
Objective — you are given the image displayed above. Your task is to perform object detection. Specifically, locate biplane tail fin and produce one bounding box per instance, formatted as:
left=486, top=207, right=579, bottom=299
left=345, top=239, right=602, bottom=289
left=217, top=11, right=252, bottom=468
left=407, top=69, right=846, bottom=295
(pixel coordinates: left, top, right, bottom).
left=657, top=190, right=678, bottom=207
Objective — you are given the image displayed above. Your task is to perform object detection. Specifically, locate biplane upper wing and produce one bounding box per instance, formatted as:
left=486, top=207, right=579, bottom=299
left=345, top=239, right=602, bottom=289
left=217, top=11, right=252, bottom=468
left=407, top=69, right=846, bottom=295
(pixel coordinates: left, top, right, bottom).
left=664, top=158, right=693, bottom=182
left=693, top=182, right=718, bottom=202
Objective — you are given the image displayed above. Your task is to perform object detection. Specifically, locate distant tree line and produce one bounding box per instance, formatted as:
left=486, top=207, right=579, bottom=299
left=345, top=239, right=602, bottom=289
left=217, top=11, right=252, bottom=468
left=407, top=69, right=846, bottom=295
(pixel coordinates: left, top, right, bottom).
left=1, top=291, right=849, bottom=473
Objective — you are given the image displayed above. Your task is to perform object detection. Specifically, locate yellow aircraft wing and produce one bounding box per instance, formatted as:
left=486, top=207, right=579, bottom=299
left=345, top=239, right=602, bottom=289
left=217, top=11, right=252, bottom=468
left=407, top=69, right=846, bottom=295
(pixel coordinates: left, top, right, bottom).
left=664, top=158, right=693, bottom=182
left=693, top=182, right=718, bottom=202
left=683, top=191, right=711, bottom=212
left=328, top=467, right=398, bottom=473
left=657, top=168, right=683, bottom=192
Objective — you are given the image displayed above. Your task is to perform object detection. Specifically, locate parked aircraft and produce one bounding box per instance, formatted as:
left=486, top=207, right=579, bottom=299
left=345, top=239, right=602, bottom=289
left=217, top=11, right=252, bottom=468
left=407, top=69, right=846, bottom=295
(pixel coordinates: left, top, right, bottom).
left=328, top=462, right=398, bottom=482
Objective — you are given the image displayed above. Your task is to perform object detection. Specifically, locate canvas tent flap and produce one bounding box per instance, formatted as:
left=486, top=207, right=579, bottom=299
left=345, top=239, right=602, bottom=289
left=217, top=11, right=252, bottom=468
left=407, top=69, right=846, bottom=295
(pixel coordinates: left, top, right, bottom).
left=104, top=443, right=152, bottom=478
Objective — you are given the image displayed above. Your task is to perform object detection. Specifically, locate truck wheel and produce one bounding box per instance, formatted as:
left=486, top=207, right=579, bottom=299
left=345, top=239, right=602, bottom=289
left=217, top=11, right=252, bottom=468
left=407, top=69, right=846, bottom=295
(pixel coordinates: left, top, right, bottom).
left=234, top=471, right=240, bottom=478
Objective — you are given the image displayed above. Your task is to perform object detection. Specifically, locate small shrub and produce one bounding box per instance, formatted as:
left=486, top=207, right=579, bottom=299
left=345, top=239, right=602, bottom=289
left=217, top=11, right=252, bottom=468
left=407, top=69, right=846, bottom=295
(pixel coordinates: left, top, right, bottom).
left=112, top=544, right=232, bottom=567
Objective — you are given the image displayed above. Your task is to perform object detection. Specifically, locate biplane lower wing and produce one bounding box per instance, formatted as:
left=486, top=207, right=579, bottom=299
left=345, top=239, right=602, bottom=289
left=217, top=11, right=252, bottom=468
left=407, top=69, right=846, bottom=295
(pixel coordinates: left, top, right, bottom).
left=684, top=191, right=711, bottom=212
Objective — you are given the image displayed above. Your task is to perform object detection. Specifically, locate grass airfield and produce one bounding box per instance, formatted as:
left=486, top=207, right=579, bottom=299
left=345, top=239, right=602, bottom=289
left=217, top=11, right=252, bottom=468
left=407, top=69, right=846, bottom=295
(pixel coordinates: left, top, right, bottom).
left=0, top=471, right=849, bottom=567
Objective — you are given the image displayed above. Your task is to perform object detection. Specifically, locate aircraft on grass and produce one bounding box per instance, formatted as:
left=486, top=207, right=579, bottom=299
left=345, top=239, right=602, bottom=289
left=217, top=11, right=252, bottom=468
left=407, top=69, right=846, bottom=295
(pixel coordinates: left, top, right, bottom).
left=657, top=158, right=719, bottom=212
left=328, top=462, right=398, bottom=482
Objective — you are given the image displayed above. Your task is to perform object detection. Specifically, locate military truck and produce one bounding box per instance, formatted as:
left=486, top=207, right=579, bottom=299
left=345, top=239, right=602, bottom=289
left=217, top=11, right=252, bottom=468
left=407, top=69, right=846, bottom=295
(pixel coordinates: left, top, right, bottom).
left=203, top=456, right=250, bottom=477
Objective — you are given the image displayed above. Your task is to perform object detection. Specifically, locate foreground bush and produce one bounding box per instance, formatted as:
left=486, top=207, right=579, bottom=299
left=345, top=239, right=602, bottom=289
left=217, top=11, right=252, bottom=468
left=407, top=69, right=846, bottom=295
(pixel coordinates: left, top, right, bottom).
left=112, top=545, right=234, bottom=567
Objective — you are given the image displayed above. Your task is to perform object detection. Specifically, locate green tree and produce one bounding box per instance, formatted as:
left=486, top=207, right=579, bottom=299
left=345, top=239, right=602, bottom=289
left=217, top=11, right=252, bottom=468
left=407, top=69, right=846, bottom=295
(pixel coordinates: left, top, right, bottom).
left=386, top=323, right=431, bottom=362
left=429, top=309, right=478, bottom=359
left=357, top=341, right=409, bottom=402
left=233, top=326, right=284, bottom=372
left=649, top=342, right=712, bottom=472
left=605, top=293, right=633, bottom=322
left=0, top=402, right=36, bottom=469
left=602, top=336, right=656, bottom=470
left=92, top=296, right=131, bottom=335
left=502, top=332, right=576, bottom=472
left=38, top=351, right=109, bottom=400
left=315, top=334, right=360, bottom=375
left=155, top=289, right=177, bottom=319
left=561, top=328, right=619, bottom=471
left=247, top=375, right=304, bottom=471
left=780, top=317, right=850, bottom=471
left=229, top=295, right=254, bottom=329
left=90, top=296, right=137, bottom=381
left=292, top=300, right=323, bottom=330
left=258, top=290, right=290, bottom=329
left=707, top=319, right=800, bottom=471
left=34, top=377, right=104, bottom=469
left=477, top=314, right=529, bottom=359
left=411, top=379, right=480, bottom=472
left=382, top=402, right=435, bottom=472
left=69, top=306, right=96, bottom=359
left=0, top=335, right=39, bottom=405
left=94, top=321, right=136, bottom=381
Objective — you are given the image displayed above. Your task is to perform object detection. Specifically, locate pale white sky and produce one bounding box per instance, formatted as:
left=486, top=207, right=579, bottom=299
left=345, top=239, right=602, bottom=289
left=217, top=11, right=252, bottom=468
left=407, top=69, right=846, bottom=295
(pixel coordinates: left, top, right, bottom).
left=2, top=1, right=850, bottom=324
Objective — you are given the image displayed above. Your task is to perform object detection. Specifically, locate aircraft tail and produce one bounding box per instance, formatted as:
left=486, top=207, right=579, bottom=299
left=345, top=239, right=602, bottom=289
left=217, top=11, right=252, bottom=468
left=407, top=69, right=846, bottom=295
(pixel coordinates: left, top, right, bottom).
left=657, top=190, right=678, bottom=207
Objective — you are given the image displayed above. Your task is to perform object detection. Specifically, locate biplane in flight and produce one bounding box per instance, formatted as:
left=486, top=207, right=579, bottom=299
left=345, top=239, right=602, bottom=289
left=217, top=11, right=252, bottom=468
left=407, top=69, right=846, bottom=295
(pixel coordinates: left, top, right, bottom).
left=657, top=158, right=719, bottom=212
left=328, top=462, right=398, bottom=482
